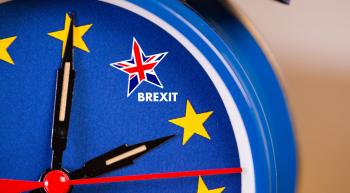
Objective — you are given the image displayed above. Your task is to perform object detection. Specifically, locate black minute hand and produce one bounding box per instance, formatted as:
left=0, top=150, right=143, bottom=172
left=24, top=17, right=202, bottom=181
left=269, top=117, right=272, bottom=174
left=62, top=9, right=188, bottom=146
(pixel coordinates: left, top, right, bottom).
left=70, top=135, right=175, bottom=179
left=51, top=13, right=75, bottom=170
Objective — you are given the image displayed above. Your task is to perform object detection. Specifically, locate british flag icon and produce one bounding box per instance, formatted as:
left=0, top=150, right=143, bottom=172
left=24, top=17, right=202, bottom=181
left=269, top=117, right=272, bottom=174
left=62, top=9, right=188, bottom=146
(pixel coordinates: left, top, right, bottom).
left=110, top=38, right=168, bottom=96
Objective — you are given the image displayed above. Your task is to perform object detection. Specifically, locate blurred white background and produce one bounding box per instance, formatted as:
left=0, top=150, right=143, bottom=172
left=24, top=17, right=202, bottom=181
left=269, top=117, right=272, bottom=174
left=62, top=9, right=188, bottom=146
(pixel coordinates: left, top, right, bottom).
left=226, top=0, right=350, bottom=192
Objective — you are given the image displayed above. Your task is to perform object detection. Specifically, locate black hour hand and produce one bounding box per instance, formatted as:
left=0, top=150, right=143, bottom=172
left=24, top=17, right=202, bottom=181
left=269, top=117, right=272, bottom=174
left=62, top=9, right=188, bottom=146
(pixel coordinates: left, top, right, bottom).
left=70, top=135, right=175, bottom=179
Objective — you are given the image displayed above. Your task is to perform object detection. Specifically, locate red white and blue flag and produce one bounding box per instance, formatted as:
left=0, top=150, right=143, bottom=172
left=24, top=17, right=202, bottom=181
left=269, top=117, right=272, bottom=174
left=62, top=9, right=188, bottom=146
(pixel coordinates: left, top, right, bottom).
left=110, top=38, right=167, bottom=96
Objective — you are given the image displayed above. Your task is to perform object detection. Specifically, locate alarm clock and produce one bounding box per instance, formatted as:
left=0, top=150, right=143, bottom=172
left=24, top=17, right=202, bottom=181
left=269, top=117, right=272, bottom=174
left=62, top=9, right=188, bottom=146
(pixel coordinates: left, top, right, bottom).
left=0, top=1, right=297, bottom=193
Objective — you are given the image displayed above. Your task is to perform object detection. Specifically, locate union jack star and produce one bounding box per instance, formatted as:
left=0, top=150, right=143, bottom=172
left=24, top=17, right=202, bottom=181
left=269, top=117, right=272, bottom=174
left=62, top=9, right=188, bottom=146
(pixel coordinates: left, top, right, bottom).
left=110, top=38, right=167, bottom=96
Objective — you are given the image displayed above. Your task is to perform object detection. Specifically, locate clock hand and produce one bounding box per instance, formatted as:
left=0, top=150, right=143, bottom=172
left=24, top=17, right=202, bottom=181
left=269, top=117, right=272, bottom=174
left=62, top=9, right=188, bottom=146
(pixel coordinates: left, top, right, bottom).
left=0, top=168, right=242, bottom=193
left=51, top=13, right=75, bottom=170
left=0, top=179, right=43, bottom=193
left=27, top=15, right=75, bottom=193
left=71, top=167, right=242, bottom=185
left=70, top=135, right=175, bottom=179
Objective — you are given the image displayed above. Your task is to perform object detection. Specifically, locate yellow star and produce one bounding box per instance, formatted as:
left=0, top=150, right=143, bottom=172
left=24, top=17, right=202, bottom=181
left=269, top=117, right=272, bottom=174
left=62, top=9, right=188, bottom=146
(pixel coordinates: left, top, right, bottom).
left=197, top=176, right=225, bottom=193
left=169, top=100, right=213, bottom=145
left=0, top=36, right=17, bottom=65
left=48, top=13, right=92, bottom=57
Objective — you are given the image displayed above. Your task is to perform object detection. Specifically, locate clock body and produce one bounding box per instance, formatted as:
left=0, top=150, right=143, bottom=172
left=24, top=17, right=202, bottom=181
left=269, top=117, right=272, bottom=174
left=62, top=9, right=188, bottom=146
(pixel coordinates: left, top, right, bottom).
left=0, top=1, right=297, bottom=193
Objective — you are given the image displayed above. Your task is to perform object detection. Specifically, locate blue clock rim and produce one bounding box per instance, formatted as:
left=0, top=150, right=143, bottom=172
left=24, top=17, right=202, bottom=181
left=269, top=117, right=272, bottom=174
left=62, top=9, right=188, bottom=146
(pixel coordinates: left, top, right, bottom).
left=117, top=0, right=298, bottom=193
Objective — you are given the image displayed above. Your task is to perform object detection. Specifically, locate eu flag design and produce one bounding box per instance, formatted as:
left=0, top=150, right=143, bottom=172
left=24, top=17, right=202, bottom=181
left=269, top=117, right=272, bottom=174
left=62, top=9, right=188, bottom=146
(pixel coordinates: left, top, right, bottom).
left=110, top=38, right=167, bottom=96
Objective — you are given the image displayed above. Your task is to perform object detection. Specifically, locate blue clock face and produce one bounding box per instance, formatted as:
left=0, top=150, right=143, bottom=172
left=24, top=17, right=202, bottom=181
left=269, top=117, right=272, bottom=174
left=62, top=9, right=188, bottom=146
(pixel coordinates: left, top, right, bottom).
left=0, top=1, right=256, bottom=193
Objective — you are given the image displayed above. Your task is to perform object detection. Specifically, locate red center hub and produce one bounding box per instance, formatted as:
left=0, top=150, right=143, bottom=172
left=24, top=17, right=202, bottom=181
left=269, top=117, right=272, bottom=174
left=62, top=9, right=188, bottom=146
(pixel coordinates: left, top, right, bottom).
left=43, top=170, right=71, bottom=193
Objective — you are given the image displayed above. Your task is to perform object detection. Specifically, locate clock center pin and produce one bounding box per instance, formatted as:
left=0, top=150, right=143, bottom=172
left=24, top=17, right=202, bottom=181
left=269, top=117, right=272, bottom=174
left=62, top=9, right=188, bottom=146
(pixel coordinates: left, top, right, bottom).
left=43, top=170, right=71, bottom=193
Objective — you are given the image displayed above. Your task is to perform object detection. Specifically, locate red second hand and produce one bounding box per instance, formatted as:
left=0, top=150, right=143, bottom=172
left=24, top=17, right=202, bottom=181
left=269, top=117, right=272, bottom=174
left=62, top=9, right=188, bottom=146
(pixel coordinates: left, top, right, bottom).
left=71, top=167, right=242, bottom=186
left=0, top=168, right=242, bottom=193
left=0, top=179, right=43, bottom=193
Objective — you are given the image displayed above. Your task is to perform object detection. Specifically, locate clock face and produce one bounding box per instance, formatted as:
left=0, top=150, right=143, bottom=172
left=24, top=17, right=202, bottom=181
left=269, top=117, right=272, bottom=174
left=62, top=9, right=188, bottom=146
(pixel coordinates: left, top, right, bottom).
left=0, top=1, right=255, bottom=193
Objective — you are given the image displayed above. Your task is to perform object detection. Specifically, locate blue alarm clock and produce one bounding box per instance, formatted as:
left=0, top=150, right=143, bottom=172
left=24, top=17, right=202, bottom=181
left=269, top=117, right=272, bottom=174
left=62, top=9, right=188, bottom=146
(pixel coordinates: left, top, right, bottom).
left=0, top=1, right=297, bottom=193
